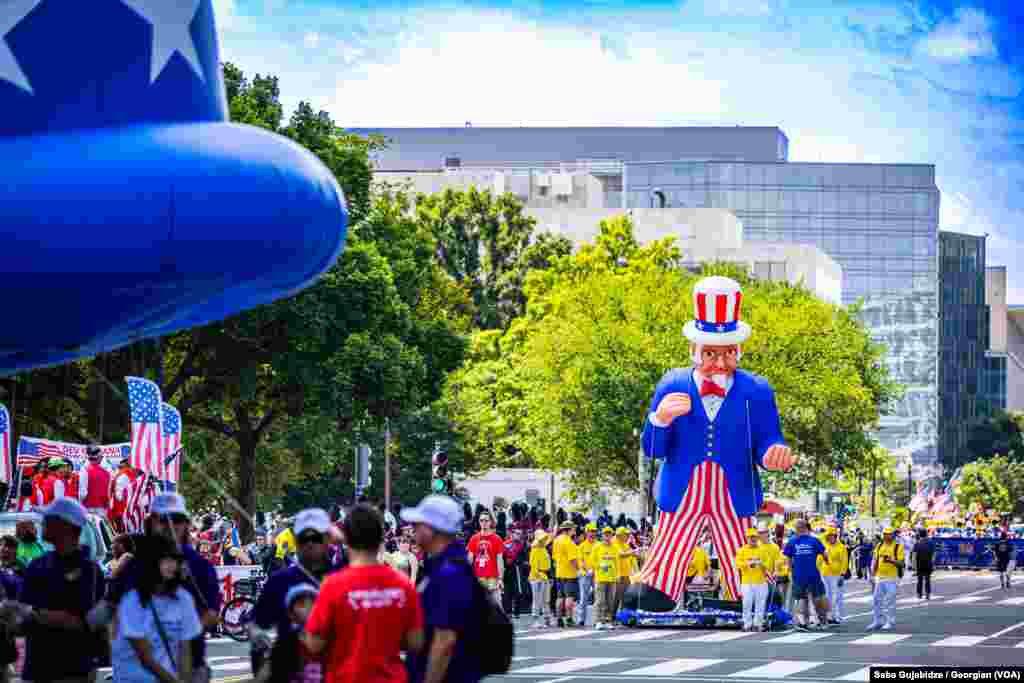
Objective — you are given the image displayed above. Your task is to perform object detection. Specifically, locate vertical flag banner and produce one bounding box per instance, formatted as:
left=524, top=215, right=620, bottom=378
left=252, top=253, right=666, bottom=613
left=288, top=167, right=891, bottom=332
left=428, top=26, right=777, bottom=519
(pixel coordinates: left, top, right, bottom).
left=127, top=377, right=164, bottom=479
left=124, top=472, right=151, bottom=533
left=0, top=405, right=10, bottom=485
left=162, top=403, right=182, bottom=484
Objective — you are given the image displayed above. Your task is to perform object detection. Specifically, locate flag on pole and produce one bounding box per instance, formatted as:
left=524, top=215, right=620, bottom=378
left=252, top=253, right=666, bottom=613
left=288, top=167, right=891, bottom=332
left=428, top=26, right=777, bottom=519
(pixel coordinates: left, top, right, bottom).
left=124, top=472, right=152, bottom=533
left=0, top=405, right=10, bottom=484
left=16, top=438, right=64, bottom=468
left=127, top=377, right=164, bottom=479
left=161, top=404, right=182, bottom=484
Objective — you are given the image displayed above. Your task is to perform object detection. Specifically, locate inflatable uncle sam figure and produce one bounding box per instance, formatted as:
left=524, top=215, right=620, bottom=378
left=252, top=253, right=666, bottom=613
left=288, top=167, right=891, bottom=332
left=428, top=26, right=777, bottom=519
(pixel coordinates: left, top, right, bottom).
left=625, top=276, right=796, bottom=612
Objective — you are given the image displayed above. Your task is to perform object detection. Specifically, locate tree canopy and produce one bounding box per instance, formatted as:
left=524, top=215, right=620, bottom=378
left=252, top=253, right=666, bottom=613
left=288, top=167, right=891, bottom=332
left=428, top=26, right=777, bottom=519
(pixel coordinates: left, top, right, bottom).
left=442, top=215, right=901, bottom=500
left=962, top=411, right=1024, bottom=466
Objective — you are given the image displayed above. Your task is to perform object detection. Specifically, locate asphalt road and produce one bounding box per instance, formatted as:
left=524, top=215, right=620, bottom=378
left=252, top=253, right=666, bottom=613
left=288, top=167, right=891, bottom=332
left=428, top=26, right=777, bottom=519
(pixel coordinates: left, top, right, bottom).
left=155, top=569, right=1024, bottom=683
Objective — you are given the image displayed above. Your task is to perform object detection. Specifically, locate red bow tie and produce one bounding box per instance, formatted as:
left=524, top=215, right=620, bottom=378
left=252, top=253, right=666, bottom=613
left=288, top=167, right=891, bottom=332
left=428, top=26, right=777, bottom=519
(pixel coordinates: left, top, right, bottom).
left=700, top=380, right=727, bottom=398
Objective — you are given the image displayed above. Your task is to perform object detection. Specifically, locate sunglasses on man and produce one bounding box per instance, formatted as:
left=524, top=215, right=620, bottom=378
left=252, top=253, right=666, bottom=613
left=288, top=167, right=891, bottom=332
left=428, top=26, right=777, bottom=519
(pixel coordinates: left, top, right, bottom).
left=298, top=532, right=325, bottom=545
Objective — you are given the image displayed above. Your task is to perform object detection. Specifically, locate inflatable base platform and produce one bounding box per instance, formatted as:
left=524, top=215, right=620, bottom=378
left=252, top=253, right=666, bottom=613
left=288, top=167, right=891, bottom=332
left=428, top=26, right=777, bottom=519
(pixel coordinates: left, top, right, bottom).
left=615, top=605, right=793, bottom=630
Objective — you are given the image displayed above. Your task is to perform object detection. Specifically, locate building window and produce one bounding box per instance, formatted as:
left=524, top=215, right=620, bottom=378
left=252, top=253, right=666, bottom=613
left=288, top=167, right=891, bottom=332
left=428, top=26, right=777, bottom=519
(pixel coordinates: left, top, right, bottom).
left=444, top=157, right=461, bottom=168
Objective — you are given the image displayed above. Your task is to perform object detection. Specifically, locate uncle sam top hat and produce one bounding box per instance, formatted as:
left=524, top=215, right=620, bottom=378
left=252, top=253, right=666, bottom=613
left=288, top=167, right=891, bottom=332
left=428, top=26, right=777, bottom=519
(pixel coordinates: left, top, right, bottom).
left=683, top=276, right=752, bottom=346
left=0, top=0, right=348, bottom=375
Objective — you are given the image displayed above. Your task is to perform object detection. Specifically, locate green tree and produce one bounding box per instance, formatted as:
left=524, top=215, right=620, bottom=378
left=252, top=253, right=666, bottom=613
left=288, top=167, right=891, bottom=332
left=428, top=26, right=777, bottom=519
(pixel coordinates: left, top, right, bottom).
left=415, top=187, right=573, bottom=330
left=956, top=459, right=1012, bottom=514
left=443, top=215, right=900, bottom=499
left=986, top=455, right=1024, bottom=516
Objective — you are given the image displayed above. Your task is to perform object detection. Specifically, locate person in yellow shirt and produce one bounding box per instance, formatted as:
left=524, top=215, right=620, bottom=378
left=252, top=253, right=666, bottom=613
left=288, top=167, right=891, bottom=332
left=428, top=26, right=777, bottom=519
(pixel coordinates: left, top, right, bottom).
left=529, top=531, right=554, bottom=628
left=758, top=527, right=785, bottom=610
left=868, top=527, right=905, bottom=631
left=821, top=527, right=849, bottom=624
left=275, top=523, right=296, bottom=562
left=613, top=527, right=638, bottom=619
left=552, top=521, right=581, bottom=627
left=736, top=527, right=771, bottom=631
left=577, top=523, right=598, bottom=626
left=589, top=527, right=621, bottom=630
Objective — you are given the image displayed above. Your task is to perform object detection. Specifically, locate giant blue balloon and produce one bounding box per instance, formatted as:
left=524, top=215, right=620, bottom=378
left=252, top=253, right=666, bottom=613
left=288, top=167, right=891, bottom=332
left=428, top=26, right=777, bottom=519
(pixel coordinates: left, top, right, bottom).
left=0, top=0, right=348, bottom=375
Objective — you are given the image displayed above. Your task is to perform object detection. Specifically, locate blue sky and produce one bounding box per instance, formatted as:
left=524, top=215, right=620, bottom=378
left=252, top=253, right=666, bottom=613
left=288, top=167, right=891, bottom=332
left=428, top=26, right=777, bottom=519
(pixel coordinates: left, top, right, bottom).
left=213, top=0, right=1024, bottom=302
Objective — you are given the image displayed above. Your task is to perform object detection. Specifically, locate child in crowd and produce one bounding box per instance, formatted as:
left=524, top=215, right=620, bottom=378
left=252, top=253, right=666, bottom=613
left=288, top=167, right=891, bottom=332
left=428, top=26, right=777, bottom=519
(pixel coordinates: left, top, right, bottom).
left=263, top=584, right=322, bottom=683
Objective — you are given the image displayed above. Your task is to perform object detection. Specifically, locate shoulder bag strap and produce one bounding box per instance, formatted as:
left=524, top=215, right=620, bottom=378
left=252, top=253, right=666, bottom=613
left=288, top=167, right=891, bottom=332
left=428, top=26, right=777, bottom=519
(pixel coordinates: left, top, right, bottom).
left=148, top=599, right=179, bottom=671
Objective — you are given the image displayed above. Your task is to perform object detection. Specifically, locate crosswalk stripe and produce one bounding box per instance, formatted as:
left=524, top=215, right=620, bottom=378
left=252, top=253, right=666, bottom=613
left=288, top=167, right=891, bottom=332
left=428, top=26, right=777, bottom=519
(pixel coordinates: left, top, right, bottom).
left=765, top=632, right=833, bottom=644
left=676, top=631, right=755, bottom=642
left=512, top=657, right=626, bottom=674
left=999, top=598, right=1024, bottom=605
left=896, top=597, right=921, bottom=605
left=933, top=636, right=988, bottom=647
left=208, top=657, right=243, bottom=662
left=839, top=666, right=874, bottom=681
left=946, top=596, right=986, bottom=604
left=728, top=660, right=825, bottom=678
left=851, top=633, right=911, bottom=645
left=847, top=596, right=874, bottom=603
left=213, top=663, right=250, bottom=671
left=602, top=630, right=680, bottom=642
left=619, top=658, right=725, bottom=675
left=519, top=629, right=593, bottom=641
left=1016, top=642, right=1024, bottom=648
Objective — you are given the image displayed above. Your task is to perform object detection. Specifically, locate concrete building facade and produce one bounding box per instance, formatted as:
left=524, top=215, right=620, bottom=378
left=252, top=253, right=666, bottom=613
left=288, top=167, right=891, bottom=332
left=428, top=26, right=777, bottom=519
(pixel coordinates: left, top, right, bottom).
left=985, top=266, right=1024, bottom=413
left=360, top=127, right=940, bottom=464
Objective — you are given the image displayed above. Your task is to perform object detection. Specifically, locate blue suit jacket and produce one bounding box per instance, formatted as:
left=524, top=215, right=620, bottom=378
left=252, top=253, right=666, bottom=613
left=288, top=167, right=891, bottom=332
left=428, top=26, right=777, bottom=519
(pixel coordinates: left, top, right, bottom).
left=641, top=368, right=786, bottom=518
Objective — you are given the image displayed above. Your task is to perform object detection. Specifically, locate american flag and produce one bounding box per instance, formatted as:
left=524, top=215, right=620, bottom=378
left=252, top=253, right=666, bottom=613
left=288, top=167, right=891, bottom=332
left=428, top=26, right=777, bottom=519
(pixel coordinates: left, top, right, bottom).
left=124, top=471, right=153, bottom=533
left=16, top=438, right=65, bottom=468
left=127, top=377, right=164, bottom=478
left=0, top=405, right=9, bottom=484
left=162, top=403, right=182, bottom=484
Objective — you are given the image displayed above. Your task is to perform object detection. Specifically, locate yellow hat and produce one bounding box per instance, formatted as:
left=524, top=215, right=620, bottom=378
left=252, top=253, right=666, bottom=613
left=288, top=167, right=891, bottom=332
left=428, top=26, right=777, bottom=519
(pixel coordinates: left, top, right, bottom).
left=585, top=522, right=598, bottom=532
left=602, top=526, right=614, bottom=535
left=616, top=526, right=629, bottom=536
left=883, top=527, right=894, bottom=534
left=745, top=527, right=759, bottom=537
left=534, top=531, right=548, bottom=543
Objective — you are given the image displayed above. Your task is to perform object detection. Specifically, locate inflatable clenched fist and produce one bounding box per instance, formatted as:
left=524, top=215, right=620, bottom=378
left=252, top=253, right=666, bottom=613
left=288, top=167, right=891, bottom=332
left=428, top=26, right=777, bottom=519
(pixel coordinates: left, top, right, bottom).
left=763, top=444, right=796, bottom=472
left=655, top=392, right=692, bottom=425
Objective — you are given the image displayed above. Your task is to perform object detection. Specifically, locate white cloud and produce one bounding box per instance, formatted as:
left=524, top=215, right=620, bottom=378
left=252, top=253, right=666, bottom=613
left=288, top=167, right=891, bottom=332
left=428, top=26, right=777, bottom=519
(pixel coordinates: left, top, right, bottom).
left=682, top=0, right=779, bottom=18
left=917, top=7, right=997, bottom=62
left=211, top=0, right=237, bottom=31
left=328, top=19, right=726, bottom=127
left=304, top=31, right=321, bottom=49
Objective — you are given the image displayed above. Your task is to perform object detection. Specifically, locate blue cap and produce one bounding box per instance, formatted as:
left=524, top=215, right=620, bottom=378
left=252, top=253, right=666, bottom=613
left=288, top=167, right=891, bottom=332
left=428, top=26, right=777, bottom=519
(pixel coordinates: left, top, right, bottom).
left=42, top=497, right=87, bottom=529
left=0, top=0, right=348, bottom=374
left=285, top=583, right=318, bottom=610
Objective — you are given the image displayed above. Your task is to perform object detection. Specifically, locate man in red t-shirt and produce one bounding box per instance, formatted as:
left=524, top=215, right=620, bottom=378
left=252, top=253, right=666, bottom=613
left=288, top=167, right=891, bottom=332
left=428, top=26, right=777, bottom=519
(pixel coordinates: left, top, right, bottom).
left=467, top=511, right=504, bottom=603
left=304, top=504, right=424, bottom=683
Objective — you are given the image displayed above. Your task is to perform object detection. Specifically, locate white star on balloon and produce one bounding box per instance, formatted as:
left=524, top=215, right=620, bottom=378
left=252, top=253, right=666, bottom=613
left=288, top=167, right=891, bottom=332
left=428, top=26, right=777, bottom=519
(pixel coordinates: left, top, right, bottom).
left=121, top=0, right=205, bottom=83
left=0, top=0, right=41, bottom=93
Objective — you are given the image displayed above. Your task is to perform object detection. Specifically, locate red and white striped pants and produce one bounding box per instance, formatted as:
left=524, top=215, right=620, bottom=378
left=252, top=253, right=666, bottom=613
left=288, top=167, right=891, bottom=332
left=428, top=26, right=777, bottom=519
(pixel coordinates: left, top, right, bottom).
left=638, top=460, right=753, bottom=602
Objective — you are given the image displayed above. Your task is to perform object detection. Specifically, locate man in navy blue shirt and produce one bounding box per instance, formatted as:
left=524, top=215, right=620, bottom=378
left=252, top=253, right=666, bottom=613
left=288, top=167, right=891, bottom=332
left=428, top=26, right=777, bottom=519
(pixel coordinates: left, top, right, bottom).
left=108, top=492, right=221, bottom=679
left=249, top=508, right=344, bottom=675
left=402, top=495, right=483, bottom=683
left=17, top=498, right=106, bottom=682
left=783, top=519, right=829, bottom=631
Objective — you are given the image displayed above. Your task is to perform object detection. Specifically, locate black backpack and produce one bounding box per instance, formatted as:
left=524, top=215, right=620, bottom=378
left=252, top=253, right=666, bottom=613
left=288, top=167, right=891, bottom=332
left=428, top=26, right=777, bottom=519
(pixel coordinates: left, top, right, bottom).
left=447, top=557, right=514, bottom=675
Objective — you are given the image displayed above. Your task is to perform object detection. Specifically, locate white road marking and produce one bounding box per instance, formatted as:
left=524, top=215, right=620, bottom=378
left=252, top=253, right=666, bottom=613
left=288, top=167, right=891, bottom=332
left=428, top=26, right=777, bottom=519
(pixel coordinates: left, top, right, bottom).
left=896, top=597, right=921, bottom=605
left=536, top=677, right=576, bottom=683
left=839, top=666, right=875, bottom=681
left=765, top=632, right=833, bottom=644
left=619, top=658, right=725, bottom=675
left=990, top=620, right=1024, bottom=639
left=213, top=662, right=251, bottom=671
left=728, top=660, right=825, bottom=678
left=947, top=596, right=987, bottom=604
left=601, top=630, right=680, bottom=641
left=998, top=597, right=1024, bottom=606
left=512, top=658, right=626, bottom=674
left=932, top=636, right=988, bottom=647
left=519, top=629, right=593, bottom=641
left=850, top=633, right=911, bottom=645
left=847, top=596, right=875, bottom=603
left=675, top=631, right=755, bottom=642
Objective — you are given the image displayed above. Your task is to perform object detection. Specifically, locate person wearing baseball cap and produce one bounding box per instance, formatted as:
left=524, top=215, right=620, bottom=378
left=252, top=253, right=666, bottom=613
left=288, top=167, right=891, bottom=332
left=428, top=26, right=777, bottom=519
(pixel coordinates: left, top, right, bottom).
left=736, top=527, right=770, bottom=631
left=17, top=497, right=107, bottom=683
left=250, top=508, right=344, bottom=676
left=576, top=523, right=598, bottom=626
left=867, top=527, right=904, bottom=631
left=402, top=494, right=485, bottom=683
left=820, top=527, right=849, bottom=625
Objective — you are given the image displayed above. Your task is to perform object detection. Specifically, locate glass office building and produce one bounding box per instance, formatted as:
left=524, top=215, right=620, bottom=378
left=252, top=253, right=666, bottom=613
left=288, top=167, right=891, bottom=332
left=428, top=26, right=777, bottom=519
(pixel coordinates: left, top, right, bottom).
left=937, top=232, right=989, bottom=468
left=624, top=161, right=941, bottom=464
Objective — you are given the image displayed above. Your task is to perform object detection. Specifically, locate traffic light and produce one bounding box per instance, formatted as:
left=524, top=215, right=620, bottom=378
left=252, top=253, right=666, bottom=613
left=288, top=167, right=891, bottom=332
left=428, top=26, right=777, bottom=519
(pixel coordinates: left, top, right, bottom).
left=431, top=449, right=449, bottom=494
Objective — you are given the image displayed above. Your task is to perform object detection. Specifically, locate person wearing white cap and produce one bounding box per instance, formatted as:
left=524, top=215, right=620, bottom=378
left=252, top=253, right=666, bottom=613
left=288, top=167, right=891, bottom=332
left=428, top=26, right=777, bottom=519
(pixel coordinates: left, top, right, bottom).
left=15, top=497, right=107, bottom=683
left=867, top=527, right=904, bottom=631
left=249, top=508, right=343, bottom=677
left=402, top=495, right=486, bottom=683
